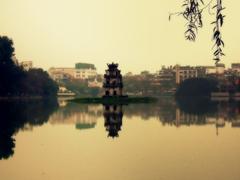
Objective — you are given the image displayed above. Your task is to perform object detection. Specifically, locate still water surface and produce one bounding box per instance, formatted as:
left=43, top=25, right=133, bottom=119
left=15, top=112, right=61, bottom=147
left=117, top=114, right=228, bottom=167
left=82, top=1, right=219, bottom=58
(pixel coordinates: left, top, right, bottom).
left=0, top=98, right=240, bottom=180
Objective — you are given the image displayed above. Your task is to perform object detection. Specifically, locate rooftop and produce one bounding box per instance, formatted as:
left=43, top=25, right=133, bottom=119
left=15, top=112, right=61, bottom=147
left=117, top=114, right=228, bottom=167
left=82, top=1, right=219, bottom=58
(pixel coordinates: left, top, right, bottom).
left=107, top=62, right=119, bottom=69
left=75, top=63, right=96, bottom=70
left=216, top=63, right=225, bottom=68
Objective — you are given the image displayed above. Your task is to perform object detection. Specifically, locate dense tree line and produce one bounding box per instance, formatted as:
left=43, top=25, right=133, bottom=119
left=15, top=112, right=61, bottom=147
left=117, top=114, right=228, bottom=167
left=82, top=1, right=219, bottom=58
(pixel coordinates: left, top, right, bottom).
left=123, top=74, right=176, bottom=96
left=123, top=75, right=153, bottom=95
left=60, top=79, right=101, bottom=97
left=175, top=78, right=219, bottom=97
left=0, top=36, right=58, bottom=97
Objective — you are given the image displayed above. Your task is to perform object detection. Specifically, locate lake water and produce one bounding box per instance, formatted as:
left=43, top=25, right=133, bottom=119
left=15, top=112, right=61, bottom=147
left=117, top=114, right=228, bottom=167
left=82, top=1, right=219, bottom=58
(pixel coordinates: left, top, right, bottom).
left=0, top=98, right=240, bottom=180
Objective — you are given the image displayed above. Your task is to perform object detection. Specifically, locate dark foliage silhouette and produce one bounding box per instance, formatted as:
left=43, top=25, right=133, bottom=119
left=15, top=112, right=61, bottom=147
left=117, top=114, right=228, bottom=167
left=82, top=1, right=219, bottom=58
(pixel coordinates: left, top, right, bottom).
left=0, top=36, right=58, bottom=97
left=175, top=78, right=218, bottom=97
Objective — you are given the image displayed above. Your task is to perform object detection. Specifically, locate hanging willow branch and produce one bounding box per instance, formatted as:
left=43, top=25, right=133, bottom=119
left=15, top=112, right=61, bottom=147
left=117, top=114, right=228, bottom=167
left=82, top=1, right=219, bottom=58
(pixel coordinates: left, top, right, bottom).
left=169, top=0, right=225, bottom=64
left=182, top=0, right=204, bottom=41
left=212, top=0, right=225, bottom=64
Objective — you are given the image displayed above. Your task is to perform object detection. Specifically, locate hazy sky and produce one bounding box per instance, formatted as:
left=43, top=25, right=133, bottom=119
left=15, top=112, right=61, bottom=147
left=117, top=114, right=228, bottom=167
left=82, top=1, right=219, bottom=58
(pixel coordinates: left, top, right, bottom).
left=0, top=0, right=239, bottom=74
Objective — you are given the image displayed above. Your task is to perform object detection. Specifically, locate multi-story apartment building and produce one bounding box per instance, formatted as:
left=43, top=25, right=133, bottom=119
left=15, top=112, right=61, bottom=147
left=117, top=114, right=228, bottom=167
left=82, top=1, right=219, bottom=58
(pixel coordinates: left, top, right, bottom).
left=203, top=64, right=225, bottom=75
left=48, top=67, right=76, bottom=80
left=205, top=66, right=217, bottom=74
left=48, top=63, right=97, bottom=81
left=195, top=64, right=226, bottom=76
left=175, top=65, right=198, bottom=84
left=231, top=63, right=240, bottom=73
left=216, top=63, right=226, bottom=74
left=158, top=66, right=175, bottom=82
left=75, top=63, right=97, bottom=79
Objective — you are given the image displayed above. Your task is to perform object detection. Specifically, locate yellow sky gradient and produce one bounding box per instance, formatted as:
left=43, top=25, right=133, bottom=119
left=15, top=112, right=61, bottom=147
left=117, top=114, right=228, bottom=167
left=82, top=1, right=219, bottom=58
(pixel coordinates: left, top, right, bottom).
left=0, top=0, right=239, bottom=74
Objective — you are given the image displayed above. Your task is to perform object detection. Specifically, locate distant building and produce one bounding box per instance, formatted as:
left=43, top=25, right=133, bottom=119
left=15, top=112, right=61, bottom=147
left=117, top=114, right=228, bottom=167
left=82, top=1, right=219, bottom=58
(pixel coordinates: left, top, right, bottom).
left=216, top=63, right=225, bottom=74
left=57, top=86, right=76, bottom=96
left=205, top=66, right=217, bottom=74
left=88, top=78, right=102, bottom=88
left=48, top=63, right=97, bottom=81
left=195, top=66, right=207, bottom=77
left=231, top=63, right=240, bottom=72
left=11, top=56, right=19, bottom=65
left=158, top=66, right=175, bottom=83
left=75, top=62, right=96, bottom=70
left=75, top=63, right=97, bottom=79
left=20, top=61, right=33, bottom=71
left=175, top=65, right=198, bottom=84
left=11, top=57, right=33, bottom=71
left=203, top=64, right=225, bottom=75
left=48, top=68, right=75, bottom=81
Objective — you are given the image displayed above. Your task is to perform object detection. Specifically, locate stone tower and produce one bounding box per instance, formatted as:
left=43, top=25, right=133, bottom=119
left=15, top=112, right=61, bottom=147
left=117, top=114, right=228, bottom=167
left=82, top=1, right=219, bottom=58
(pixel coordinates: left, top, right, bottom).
left=103, top=63, right=123, bottom=97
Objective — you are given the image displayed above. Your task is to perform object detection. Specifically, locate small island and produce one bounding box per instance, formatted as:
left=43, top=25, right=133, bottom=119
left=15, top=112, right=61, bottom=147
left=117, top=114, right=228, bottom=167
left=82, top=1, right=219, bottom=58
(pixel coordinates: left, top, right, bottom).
left=70, top=63, right=157, bottom=104
left=70, top=96, right=157, bottom=104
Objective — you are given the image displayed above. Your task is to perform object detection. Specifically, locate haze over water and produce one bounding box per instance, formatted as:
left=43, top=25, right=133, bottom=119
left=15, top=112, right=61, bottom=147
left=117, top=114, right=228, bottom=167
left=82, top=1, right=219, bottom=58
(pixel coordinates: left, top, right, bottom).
left=0, top=98, right=240, bottom=180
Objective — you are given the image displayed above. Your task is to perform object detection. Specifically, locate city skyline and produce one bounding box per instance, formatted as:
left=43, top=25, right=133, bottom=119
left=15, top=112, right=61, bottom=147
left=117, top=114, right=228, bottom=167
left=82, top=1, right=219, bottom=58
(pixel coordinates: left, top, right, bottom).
left=48, top=61, right=239, bottom=75
left=1, top=0, right=240, bottom=74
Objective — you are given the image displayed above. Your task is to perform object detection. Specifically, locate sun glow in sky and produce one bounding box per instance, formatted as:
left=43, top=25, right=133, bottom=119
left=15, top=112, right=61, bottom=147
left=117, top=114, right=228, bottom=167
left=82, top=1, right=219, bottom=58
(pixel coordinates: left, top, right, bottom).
left=0, top=0, right=239, bottom=74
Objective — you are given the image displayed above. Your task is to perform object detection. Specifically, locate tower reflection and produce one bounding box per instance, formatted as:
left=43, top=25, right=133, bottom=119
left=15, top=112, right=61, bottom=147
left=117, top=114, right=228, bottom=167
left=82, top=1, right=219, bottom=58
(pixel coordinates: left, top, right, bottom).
left=103, top=104, right=123, bottom=138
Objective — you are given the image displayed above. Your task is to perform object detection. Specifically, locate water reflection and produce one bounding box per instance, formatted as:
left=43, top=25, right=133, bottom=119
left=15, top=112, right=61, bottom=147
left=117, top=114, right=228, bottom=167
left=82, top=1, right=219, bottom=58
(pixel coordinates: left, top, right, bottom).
left=48, top=103, right=102, bottom=130
left=49, top=102, right=124, bottom=138
left=123, top=98, right=240, bottom=130
left=0, top=99, right=58, bottom=160
left=175, top=98, right=240, bottom=135
left=0, top=97, right=240, bottom=160
left=103, top=105, right=123, bottom=138
left=176, top=98, right=240, bottom=128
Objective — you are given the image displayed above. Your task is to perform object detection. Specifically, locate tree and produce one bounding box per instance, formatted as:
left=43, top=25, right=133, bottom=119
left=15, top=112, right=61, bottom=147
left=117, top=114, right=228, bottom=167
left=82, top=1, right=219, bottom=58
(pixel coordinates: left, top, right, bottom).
left=0, top=36, right=25, bottom=96
left=0, top=36, right=15, bottom=66
left=22, top=68, right=59, bottom=96
left=175, top=78, right=218, bottom=97
left=170, top=0, right=225, bottom=63
left=0, top=36, right=58, bottom=97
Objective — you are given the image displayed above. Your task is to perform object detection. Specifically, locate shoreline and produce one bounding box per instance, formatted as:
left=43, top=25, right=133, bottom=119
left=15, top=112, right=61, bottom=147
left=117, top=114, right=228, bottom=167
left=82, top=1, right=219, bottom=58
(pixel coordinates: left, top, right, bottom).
left=0, top=96, right=57, bottom=100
